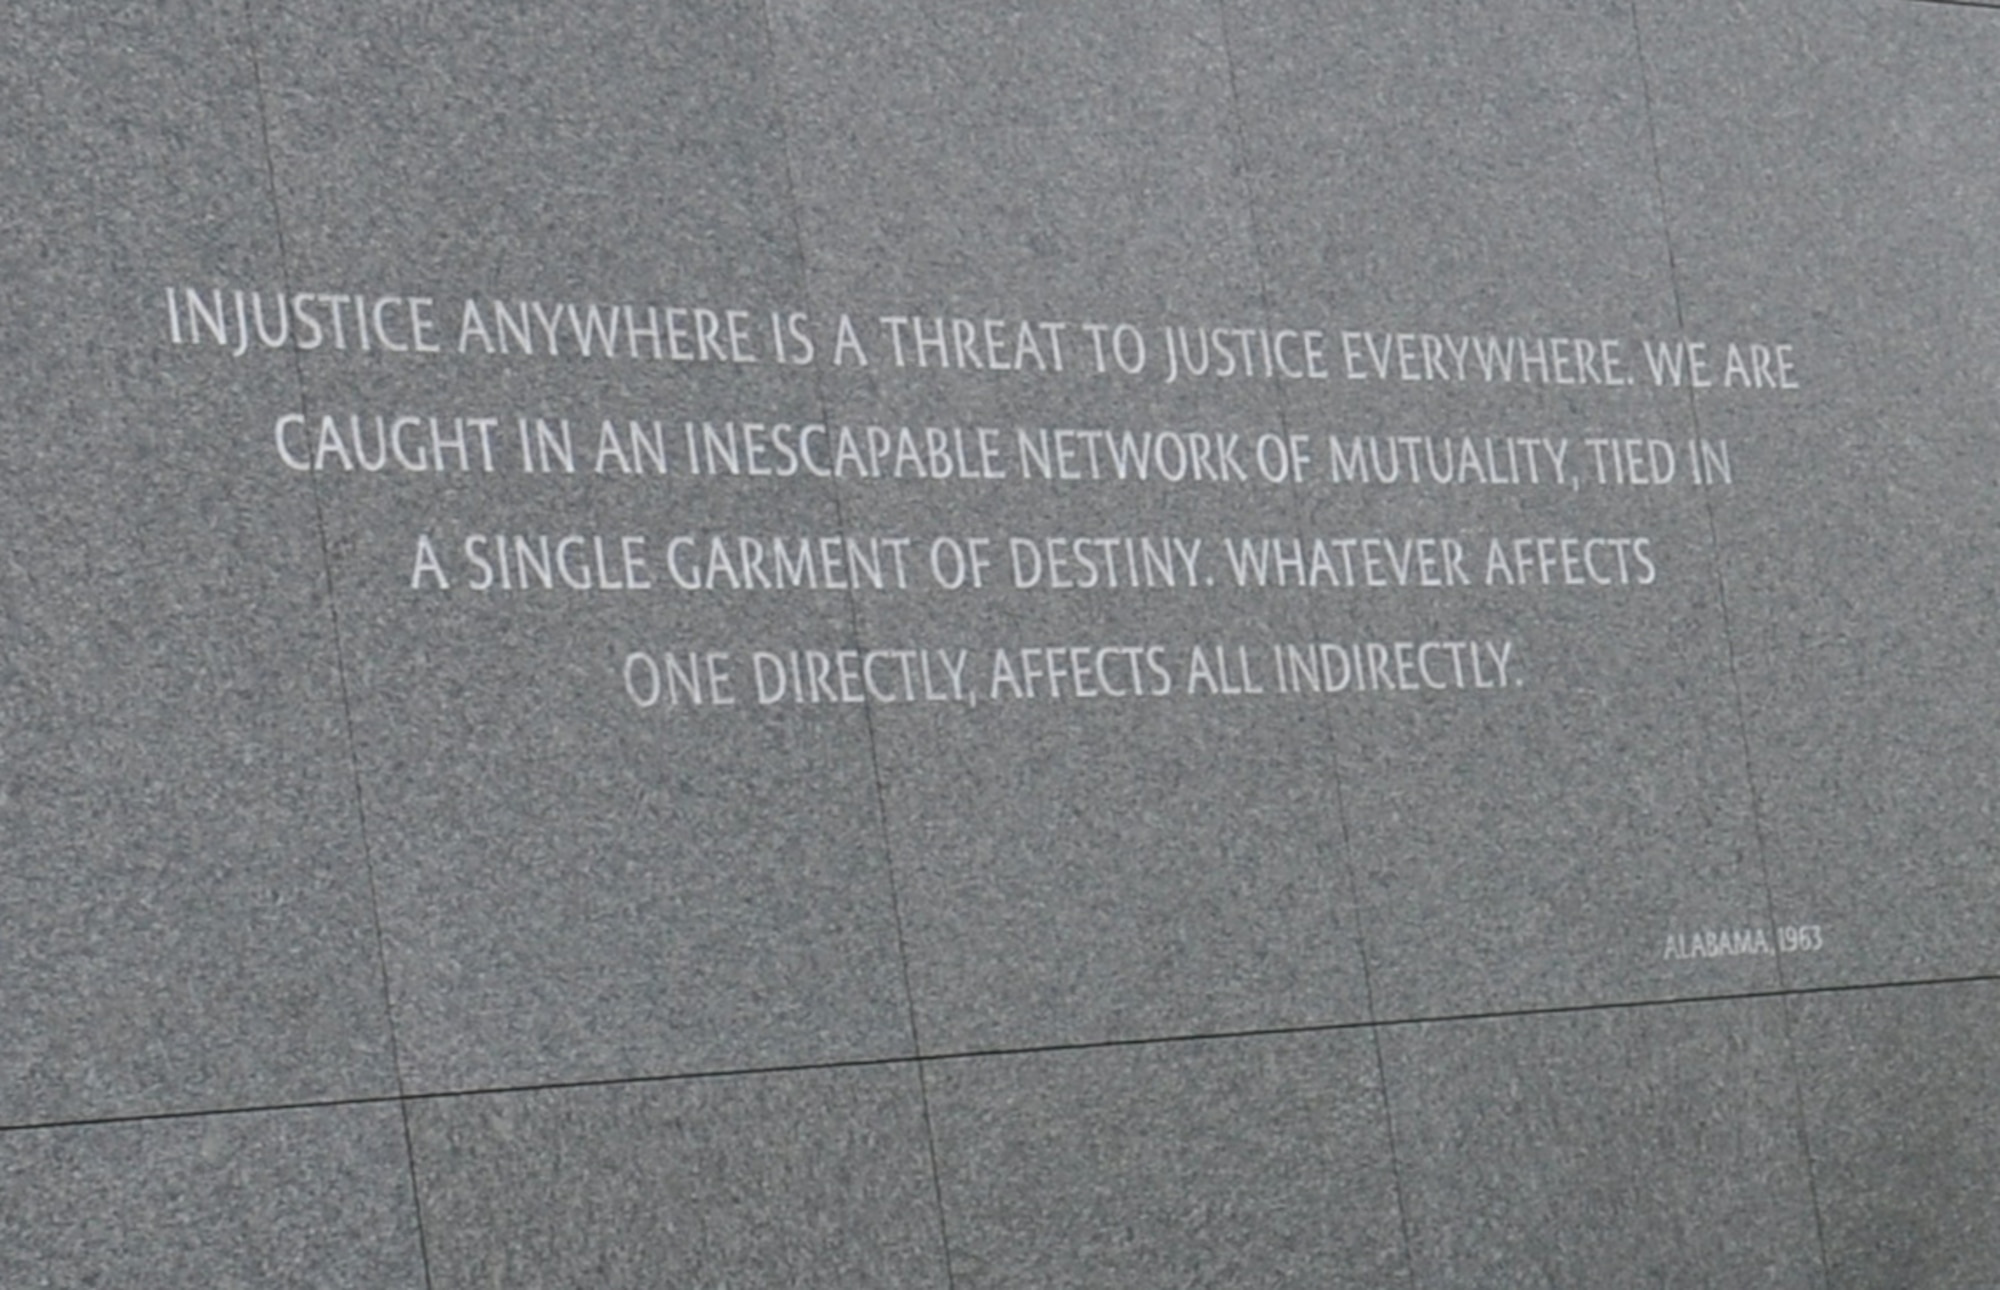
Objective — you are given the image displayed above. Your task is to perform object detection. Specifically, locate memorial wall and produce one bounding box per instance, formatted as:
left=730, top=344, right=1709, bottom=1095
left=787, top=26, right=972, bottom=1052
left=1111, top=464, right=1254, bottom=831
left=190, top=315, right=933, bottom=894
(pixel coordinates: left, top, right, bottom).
left=4, top=1, right=1998, bottom=1285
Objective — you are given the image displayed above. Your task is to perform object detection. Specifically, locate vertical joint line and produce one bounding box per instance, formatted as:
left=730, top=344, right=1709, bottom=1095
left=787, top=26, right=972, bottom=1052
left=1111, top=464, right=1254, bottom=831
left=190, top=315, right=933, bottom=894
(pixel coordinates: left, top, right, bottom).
left=1629, top=5, right=1831, bottom=1282
left=242, top=5, right=436, bottom=1289
left=1213, top=3, right=1379, bottom=1020
left=1630, top=0, right=1785, bottom=985
left=1216, top=3, right=1412, bottom=1278
left=752, top=5, right=958, bottom=1285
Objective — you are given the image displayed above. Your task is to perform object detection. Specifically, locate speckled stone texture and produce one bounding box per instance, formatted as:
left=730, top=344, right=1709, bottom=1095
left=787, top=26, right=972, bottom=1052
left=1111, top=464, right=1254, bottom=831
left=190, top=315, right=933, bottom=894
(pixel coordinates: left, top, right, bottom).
left=1638, top=0, right=2000, bottom=991
left=1223, top=0, right=1775, bottom=1021
left=768, top=0, right=1372, bottom=1054
left=925, top=1031, right=1411, bottom=1288
left=6, top=0, right=2000, bottom=1285
left=250, top=0, right=915, bottom=1092
left=1384, top=999, right=1824, bottom=1288
left=0, top=1105, right=427, bottom=1289
left=407, top=1065, right=949, bottom=1289
left=1791, top=980, right=2000, bottom=1290
left=0, top=0, right=397, bottom=1129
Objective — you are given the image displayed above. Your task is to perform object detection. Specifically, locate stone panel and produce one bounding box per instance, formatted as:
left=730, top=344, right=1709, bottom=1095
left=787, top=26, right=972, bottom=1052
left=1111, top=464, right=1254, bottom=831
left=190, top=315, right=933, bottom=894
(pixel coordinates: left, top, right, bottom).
left=409, top=1065, right=948, bottom=1288
left=927, top=1032, right=1410, bottom=1288
left=772, top=0, right=1370, bottom=1052
left=254, top=0, right=912, bottom=1091
left=1638, top=0, right=2000, bottom=987
left=0, top=0, right=395, bottom=1124
left=0, top=1104, right=426, bottom=1289
left=1225, top=0, right=1772, bottom=1018
left=1793, top=980, right=2000, bottom=1289
left=1383, top=1000, right=1824, bottom=1288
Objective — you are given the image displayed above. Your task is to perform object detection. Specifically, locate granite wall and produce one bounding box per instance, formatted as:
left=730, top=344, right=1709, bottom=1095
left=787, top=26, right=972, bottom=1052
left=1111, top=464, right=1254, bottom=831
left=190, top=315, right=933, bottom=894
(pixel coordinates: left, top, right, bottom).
left=5, top=2, right=1998, bottom=1285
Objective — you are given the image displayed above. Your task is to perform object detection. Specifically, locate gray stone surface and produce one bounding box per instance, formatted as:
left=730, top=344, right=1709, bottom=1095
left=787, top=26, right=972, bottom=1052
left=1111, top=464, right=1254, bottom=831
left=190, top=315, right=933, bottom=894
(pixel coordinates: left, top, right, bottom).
left=1383, top=999, right=1825, bottom=1288
left=0, top=0, right=310, bottom=578
left=801, top=388, right=1367, bottom=1052
left=0, top=567, right=397, bottom=1125
left=8, top=0, right=2000, bottom=1282
left=927, top=1032, right=1410, bottom=1288
left=1792, top=980, right=2000, bottom=1289
left=254, top=0, right=803, bottom=296
left=773, top=0, right=1259, bottom=310
left=0, top=1104, right=427, bottom=1289
left=875, top=680, right=1367, bottom=1052
left=252, top=0, right=913, bottom=1091
left=1638, top=0, right=2000, bottom=988
left=408, top=1064, right=948, bottom=1289
left=0, top=1, right=396, bottom=1124
left=772, top=0, right=1371, bottom=1052
left=1223, top=0, right=1773, bottom=1018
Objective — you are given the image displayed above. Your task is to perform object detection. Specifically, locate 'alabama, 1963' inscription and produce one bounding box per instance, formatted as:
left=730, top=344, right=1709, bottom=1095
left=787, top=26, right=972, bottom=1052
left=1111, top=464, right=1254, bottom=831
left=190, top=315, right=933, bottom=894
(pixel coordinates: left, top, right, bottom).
left=1663, top=925, right=1824, bottom=960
